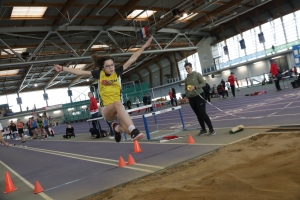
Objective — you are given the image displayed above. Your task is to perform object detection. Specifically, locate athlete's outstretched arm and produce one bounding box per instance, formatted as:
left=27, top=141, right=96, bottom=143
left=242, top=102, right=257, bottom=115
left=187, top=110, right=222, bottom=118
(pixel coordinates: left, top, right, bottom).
left=123, top=36, right=153, bottom=70
left=54, top=64, right=92, bottom=76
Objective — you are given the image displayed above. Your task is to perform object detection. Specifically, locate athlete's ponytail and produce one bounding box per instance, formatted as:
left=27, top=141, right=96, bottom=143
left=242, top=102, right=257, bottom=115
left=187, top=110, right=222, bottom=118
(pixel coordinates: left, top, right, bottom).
left=91, top=54, right=114, bottom=70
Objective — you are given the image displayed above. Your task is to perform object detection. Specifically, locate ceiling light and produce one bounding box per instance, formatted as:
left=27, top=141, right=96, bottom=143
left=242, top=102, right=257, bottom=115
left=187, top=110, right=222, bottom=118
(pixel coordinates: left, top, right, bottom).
left=0, top=69, right=19, bottom=77
left=1, top=48, right=27, bottom=55
left=11, top=7, right=47, bottom=18
left=178, top=13, right=198, bottom=21
left=182, top=13, right=188, bottom=18
left=126, top=10, right=156, bottom=19
left=91, top=44, right=109, bottom=48
left=34, top=84, right=37, bottom=87
left=86, top=79, right=89, bottom=82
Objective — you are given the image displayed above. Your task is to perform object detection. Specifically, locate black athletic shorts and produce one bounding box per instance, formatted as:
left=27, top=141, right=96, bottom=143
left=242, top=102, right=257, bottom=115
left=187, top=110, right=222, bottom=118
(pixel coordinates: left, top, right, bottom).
left=18, top=128, right=24, bottom=134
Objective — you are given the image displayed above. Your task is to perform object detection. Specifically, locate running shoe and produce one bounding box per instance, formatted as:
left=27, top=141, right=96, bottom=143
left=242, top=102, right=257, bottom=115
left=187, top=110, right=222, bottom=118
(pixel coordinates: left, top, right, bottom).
left=112, top=122, right=121, bottom=143
left=208, top=129, right=216, bottom=136
left=198, top=129, right=207, bottom=136
left=131, top=129, right=144, bottom=140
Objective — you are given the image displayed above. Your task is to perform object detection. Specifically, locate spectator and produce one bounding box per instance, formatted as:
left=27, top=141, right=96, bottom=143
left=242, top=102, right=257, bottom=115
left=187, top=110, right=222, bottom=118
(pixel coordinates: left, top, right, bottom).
left=293, top=66, right=298, bottom=75
left=126, top=98, right=132, bottom=110
left=0, top=111, right=3, bottom=119
left=29, top=117, right=38, bottom=139
left=135, top=97, right=140, bottom=113
left=169, top=89, right=174, bottom=106
left=143, top=94, right=148, bottom=112
left=228, top=72, right=236, bottom=97
left=217, top=83, right=226, bottom=99
left=221, top=79, right=225, bottom=88
left=36, top=114, right=45, bottom=138
left=17, top=119, right=25, bottom=143
left=270, top=61, right=282, bottom=91
left=172, top=88, right=178, bottom=106
left=48, top=124, right=55, bottom=137
left=9, top=120, right=18, bottom=140
left=226, top=81, right=231, bottom=91
left=42, top=112, right=51, bottom=137
left=63, top=124, right=75, bottom=139
left=88, top=92, right=104, bottom=131
left=147, top=94, right=152, bottom=111
left=184, top=62, right=215, bottom=136
left=202, top=80, right=211, bottom=102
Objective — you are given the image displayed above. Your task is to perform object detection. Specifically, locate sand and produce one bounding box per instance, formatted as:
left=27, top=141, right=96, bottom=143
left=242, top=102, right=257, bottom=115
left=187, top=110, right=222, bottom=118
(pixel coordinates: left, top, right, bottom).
left=85, top=132, right=300, bottom=200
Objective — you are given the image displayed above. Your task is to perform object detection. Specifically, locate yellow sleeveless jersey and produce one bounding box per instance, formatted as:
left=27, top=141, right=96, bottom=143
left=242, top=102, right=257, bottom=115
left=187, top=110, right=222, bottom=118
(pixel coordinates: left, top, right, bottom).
left=91, top=67, right=123, bottom=107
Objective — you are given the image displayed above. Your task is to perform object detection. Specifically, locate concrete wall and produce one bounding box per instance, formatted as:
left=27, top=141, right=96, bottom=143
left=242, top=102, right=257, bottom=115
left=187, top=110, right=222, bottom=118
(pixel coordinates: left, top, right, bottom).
left=197, top=37, right=216, bottom=70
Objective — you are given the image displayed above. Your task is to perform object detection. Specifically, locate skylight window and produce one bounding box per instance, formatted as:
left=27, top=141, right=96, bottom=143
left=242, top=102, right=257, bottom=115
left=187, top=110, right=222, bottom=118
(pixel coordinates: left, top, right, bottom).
left=127, top=10, right=156, bottom=19
left=11, top=7, right=47, bottom=18
left=70, top=64, right=86, bottom=70
left=1, top=48, right=27, bottom=55
left=0, top=69, right=19, bottom=77
left=91, top=45, right=109, bottom=48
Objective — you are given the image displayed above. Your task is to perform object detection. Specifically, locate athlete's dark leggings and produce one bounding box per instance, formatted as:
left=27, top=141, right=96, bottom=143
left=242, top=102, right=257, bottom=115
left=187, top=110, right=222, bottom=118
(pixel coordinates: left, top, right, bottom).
left=188, top=93, right=213, bottom=130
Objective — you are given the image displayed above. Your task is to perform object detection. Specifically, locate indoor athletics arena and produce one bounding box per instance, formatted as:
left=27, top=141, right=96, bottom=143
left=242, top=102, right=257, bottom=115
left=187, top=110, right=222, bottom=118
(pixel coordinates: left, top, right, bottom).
left=1, top=0, right=300, bottom=199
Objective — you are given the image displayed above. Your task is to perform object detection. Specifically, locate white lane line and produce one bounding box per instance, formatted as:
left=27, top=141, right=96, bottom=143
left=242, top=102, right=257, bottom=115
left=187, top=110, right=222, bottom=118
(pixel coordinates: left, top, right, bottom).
left=14, top=146, right=163, bottom=171
left=0, top=161, right=53, bottom=200
left=283, top=102, right=293, bottom=109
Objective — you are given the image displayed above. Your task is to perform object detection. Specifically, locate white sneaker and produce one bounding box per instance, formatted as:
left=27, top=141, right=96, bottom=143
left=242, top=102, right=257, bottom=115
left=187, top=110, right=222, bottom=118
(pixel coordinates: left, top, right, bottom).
left=108, top=136, right=114, bottom=140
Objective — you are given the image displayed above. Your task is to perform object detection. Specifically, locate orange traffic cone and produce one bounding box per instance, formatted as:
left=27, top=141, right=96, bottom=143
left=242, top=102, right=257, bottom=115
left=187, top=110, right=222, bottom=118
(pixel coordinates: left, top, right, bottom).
left=4, top=172, right=17, bottom=194
left=34, top=181, right=44, bottom=194
left=127, top=154, right=136, bottom=165
left=188, top=135, right=195, bottom=144
left=118, top=156, right=126, bottom=168
left=133, top=140, right=143, bottom=153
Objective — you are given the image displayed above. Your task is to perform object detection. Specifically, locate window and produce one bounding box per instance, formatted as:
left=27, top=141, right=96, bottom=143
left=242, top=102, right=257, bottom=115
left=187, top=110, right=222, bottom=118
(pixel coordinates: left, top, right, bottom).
left=283, top=13, right=298, bottom=43
left=177, top=52, right=202, bottom=79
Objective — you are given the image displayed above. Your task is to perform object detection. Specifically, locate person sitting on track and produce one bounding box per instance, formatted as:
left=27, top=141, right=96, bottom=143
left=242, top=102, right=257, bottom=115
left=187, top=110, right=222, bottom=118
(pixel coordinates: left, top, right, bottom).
left=63, top=124, right=75, bottom=139
left=54, top=36, right=153, bottom=142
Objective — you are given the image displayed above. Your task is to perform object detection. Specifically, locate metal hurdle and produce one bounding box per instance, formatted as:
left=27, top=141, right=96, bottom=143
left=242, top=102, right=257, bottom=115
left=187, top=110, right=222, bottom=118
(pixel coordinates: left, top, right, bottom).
left=86, top=105, right=186, bottom=141
left=86, top=104, right=155, bottom=140
left=142, top=106, right=185, bottom=140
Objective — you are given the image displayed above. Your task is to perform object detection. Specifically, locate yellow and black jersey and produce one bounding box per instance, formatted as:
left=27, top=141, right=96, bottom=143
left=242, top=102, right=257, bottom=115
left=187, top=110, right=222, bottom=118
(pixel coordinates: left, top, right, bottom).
left=91, top=67, right=123, bottom=107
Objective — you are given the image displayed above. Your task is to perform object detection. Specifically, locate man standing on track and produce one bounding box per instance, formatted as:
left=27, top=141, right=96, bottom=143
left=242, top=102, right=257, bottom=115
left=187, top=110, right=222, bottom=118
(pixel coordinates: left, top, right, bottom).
left=88, top=92, right=101, bottom=130
left=228, top=72, right=236, bottom=97
left=270, top=61, right=282, bottom=91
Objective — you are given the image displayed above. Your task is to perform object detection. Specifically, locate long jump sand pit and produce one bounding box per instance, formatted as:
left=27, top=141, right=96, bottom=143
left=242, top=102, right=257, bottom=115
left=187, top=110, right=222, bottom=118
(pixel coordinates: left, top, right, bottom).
left=86, top=132, right=300, bottom=200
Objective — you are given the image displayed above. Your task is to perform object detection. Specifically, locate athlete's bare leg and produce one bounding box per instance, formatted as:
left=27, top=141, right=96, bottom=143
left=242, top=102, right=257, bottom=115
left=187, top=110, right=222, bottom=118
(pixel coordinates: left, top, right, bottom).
left=0, top=131, right=9, bottom=146
left=102, top=101, right=134, bottom=135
